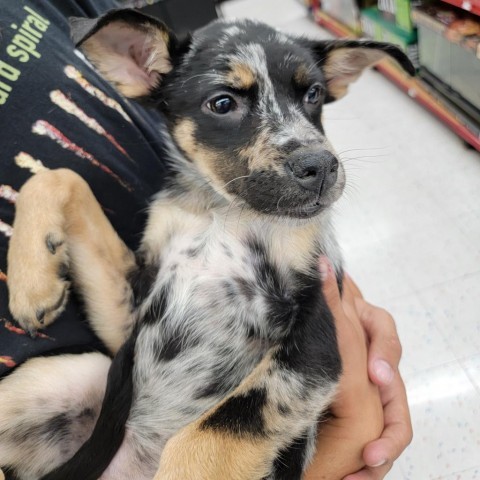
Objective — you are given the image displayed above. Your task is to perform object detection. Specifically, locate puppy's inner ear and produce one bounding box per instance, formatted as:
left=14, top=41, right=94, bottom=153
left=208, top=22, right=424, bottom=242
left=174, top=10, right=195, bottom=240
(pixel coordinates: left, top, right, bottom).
left=73, top=14, right=173, bottom=98
left=317, top=41, right=414, bottom=102
left=323, top=48, right=385, bottom=100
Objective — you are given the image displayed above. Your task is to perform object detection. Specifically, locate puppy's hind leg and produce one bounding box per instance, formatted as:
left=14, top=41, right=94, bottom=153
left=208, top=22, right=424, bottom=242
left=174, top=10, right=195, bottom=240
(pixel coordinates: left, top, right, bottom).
left=0, top=353, right=110, bottom=480
left=156, top=286, right=341, bottom=480
left=7, top=169, right=137, bottom=353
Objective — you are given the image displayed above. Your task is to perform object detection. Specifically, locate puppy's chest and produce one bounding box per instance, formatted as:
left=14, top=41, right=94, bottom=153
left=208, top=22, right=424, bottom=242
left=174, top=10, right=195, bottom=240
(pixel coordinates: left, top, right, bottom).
left=132, top=222, right=312, bottom=428
left=153, top=225, right=300, bottom=336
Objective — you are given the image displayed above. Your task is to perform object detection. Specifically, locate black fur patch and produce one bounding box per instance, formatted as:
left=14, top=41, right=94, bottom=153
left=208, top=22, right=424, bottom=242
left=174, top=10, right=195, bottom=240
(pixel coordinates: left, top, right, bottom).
left=270, top=433, right=309, bottom=480
left=194, top=346, right=240, bottom=399
left=235, top=277, right=256, bottom=301
left=153, top=335, right=184, bottom=361
left=247, top=239, right=297, bottom=339
left=200, top=387, right=267, bottom=436
left=128, top=256, right=158, bottom=308
left=274, top=270, right=341, bottom=383
left=140, top=282, right=170, bottom=326
left=277, top=403, right=291, bottom=415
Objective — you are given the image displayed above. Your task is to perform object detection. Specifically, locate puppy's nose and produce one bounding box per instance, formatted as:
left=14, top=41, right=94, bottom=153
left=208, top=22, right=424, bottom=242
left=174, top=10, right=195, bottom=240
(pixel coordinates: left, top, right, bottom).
left=285, top=150, right=338, bottom=193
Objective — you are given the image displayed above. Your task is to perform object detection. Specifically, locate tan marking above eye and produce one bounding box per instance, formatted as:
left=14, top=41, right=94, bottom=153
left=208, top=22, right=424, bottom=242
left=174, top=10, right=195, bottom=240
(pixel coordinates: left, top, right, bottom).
left=293, top=64, right=311, bottom=87
left=226, top=62, right=256, bottom=90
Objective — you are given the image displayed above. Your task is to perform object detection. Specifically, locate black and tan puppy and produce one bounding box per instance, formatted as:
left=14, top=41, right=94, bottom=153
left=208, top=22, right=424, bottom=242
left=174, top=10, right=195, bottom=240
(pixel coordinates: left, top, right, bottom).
left=1, top=10, right=414, bottom=480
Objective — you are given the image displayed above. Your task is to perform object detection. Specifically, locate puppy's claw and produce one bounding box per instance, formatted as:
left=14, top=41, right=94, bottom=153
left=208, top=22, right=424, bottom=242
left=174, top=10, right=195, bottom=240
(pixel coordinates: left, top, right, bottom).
left=45, top=234, right=64, bottom=255
left=36, top=309, right=45, bottom=324
left=26, top=326, right=37, bottom=339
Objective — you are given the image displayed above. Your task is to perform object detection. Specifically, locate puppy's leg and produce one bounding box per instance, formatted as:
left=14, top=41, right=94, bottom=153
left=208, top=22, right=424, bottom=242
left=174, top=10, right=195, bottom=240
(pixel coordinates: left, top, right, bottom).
left=155, top=278, right=341, bottom=480
left=7, top=169, right=136, bottom=353
left=0, top=353, right=110, bottom=480
left=156, top=341, right=339, bottom=480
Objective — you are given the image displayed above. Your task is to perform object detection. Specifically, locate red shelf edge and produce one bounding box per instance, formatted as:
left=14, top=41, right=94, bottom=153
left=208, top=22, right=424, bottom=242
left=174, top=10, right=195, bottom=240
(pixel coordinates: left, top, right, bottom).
left=313, top=8, right=480, bottom=152
left=439, top=0, right=480, bottom=17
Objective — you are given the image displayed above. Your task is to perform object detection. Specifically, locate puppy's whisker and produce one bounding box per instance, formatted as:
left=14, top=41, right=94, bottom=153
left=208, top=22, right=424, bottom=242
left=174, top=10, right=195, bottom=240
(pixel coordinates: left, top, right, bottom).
left=336, top=146, right=388, bottom=156
left=276, top=194, right=287, bottom=212
left=221, top=175, right=250, bottom=190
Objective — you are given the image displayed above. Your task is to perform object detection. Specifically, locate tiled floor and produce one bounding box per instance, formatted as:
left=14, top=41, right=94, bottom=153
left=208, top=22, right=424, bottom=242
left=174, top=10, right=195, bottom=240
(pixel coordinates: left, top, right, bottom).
left=221, top=1, right=480, bottom=478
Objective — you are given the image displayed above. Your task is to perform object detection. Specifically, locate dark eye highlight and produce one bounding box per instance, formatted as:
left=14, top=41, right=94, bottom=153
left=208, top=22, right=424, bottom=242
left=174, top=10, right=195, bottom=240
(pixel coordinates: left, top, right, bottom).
left=304, top=84, right=322, bottom=105
left=207, top=95, right=236, bottom=114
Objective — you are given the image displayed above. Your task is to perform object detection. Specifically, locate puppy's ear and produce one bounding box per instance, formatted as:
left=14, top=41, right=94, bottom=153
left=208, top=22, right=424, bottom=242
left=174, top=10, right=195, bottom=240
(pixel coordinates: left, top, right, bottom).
left=308, top=40, right=415, bottom=102
left=70, top=9, right=175, bottom=98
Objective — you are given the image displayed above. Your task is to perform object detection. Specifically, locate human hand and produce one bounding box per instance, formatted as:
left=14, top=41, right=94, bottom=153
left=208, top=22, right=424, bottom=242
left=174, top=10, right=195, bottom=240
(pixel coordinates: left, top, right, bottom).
left=343, top=276, right=412, bottom=480
left=305, top=258, right=384, bottom=480
left=305, top=257, right=412, bottom=480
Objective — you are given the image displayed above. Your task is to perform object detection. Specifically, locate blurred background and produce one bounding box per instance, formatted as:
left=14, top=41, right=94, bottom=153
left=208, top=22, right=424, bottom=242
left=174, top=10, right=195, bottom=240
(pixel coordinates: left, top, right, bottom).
left=130, top=0, right=480, bottom=478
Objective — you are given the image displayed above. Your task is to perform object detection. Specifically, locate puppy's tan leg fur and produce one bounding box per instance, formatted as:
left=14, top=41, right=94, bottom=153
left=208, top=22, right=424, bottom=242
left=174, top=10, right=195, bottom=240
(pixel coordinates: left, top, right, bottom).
left=157, top=427, right=275, bottom=480
left=7, top=169, right=135, bottom=353
left=156, top=354, right=279, bottom=479
left=156, top=351, right=333, bottom=479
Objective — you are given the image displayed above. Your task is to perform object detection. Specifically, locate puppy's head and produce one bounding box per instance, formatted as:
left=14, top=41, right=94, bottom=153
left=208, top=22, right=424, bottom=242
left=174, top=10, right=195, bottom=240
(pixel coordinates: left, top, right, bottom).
left=72, top=10, right=414, bottom=219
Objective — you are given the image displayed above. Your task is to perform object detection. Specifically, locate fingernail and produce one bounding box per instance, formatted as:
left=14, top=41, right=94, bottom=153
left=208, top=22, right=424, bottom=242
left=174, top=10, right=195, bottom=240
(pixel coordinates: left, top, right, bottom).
left=319, top=256, right=331, bottom=281
left=370, top=459, right=388, bottom=467
left=374, top=359, right=394, bottom=385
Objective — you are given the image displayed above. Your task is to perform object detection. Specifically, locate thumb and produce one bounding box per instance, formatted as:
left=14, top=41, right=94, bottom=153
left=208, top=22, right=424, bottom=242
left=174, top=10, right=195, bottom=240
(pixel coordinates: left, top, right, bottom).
left=319, top=256, right=342, bottom=312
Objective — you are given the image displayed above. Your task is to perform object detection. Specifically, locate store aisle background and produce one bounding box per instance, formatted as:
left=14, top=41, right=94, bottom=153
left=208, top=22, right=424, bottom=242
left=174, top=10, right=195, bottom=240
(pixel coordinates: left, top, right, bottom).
left=221, top=1, right=480, bottom=479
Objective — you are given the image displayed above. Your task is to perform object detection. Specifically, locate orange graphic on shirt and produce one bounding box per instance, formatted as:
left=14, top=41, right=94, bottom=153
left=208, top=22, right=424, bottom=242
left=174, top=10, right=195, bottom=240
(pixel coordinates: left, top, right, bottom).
left=0, top=356, right=16, bottom=368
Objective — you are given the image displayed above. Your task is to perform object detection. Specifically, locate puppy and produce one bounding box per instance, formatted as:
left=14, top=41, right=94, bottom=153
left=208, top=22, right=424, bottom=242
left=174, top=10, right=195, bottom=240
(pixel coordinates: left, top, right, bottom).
left=2, top=10, right=414, bottom=480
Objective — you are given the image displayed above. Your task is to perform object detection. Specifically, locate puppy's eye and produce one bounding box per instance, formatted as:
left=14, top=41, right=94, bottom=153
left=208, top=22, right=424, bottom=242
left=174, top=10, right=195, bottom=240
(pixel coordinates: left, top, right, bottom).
left=208, top=96, right=236, bottom=114
left=304, top=84, right=322, bottom=105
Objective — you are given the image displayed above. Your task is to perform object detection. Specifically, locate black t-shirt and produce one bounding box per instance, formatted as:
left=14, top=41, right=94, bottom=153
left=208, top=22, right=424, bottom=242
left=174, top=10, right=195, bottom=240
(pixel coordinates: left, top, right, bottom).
left=0, top=0, right=169, bottom=376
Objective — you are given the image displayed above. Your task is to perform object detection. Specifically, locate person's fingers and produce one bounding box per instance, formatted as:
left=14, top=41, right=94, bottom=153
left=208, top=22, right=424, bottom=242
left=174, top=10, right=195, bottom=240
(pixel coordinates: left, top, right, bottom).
left=319, top=257, right=359, bottom=342
left=319, top=256, right=343, bottom=313
left=0, top=467, right=4, bottom=480
left=354, top=297, right=402, bottom=386
left=367, top=372, right=412, bottom=461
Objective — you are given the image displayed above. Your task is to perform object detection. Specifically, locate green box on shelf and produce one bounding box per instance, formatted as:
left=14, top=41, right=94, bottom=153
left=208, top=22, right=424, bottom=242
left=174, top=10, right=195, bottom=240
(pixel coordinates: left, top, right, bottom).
left=396, top=0, right=415, bottom=32
left=361, top=7, right=419, bottom=67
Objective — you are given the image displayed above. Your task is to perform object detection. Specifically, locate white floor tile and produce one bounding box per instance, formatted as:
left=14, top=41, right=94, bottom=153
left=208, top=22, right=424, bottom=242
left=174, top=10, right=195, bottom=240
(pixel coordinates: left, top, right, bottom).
left=398, top=363, right=480, bottom=480
left=386, top=294, right=456, bottom=375
left=439, top=467, right=480, bottom=479
left=385, top=460, right=408, bottom=479
left=418, top=274, right=480, bottom=359
left=279, top=16, right=332, bottom=38
left=220, top=0, right=306, bottom=27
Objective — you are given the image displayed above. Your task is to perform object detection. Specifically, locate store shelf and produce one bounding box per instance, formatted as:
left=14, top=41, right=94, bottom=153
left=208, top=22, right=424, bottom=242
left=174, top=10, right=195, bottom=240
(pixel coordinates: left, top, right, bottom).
left=312, top=7, right=480, bottom=151
left=440, top=0, right=480, bottom=17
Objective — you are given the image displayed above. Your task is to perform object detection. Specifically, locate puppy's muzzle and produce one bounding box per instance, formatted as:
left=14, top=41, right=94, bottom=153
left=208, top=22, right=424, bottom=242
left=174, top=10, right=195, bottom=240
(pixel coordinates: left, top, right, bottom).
left=285, top=149, right=339, bottom=195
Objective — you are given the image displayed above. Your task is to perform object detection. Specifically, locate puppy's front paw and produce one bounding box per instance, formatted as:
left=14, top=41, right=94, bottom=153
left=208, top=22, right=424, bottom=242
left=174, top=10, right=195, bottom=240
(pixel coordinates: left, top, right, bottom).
left=7, top=229, right=70, bottom=335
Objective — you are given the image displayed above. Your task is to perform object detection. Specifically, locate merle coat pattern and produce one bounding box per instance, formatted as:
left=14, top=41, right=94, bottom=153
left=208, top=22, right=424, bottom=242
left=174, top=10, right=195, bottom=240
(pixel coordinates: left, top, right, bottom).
left=1, top=10, right=414, bottom=480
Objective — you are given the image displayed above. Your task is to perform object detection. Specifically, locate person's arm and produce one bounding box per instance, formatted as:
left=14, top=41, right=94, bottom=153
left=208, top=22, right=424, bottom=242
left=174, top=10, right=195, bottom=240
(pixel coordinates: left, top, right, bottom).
left=305, top=257, right=412, bottom=480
